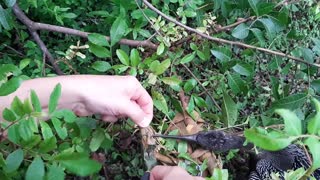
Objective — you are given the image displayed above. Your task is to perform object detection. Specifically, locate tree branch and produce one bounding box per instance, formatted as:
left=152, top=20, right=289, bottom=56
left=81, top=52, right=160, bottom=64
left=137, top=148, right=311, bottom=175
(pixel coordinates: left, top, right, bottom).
left=12, top=3, right=64, bottom=75
left=214, top=16, right=256, bottom=33
left=142, top=0, right=320, bottom=68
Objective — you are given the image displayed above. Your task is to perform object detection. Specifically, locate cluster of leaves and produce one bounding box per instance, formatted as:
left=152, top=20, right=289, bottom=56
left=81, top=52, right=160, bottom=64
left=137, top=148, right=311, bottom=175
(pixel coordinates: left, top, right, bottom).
left=1, top=0, right=320, bottom=179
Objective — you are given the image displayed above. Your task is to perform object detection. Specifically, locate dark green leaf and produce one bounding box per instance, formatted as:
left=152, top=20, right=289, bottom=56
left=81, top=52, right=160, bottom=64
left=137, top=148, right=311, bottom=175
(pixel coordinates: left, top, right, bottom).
left=221, top=92, right=238, bottom=127
left=25, top=157, right=45, bottom=180
left=110, top=16, right=128, bottom=46
left=232, top=62, right=254, bottom=77
left=244, top=128, right=295, bottom=151
left=52, top=109, right=76, bottom=123
left=18, top=120, right=33, bottom=141
left=89, top=129, right=106, bottom=152
left=232, top=23, right=249, bottom=39
left=250, top=28, right=266, bottom=46
left=7, top=124, right=20, bottom=144
left=88, top=33, right=109, bottom=47
left=227, top=73, right=247, bottom=94
left=47, top=163, right=65, bottom=180
left=275, top=109, right=301, bottom=136
left=11, top=96, right=24, bottom=117
left=49, top=83, right=61, bottom=114
left=5, top=149, right=24, bottom=173
left=311, top=79, right=320, bottom=93
left=2, top=108, right=16, bottom=122
left=211, top=50, right=230, bottom=63
left=52, top=117, right=68, bottom=140
left=0, top=77, right=22, bottom=96
left=248, top=0, right=259, bottom=15
left=89, top=43, right=111, bottom=58
left=116, top=49, right=130, bottom=66
left=258, top=18, right=283, bottom=39
left=92, top=61, right=111, bottom=72
left=30, top=90, right=41, bottom=112
left=270, top=93, right=308, bottom=111
left=300, top=47, right=314, bottom=63
left=184, top=79, right=197, bottom=93
left=0, top=5, right=10, bottom=30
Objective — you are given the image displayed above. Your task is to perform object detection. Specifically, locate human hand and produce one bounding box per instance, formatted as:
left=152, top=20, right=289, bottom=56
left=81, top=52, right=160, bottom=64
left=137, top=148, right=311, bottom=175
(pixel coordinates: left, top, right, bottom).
left=72, top=75, right=153, bottom=127
left=150, top=166, right=204, bottom=180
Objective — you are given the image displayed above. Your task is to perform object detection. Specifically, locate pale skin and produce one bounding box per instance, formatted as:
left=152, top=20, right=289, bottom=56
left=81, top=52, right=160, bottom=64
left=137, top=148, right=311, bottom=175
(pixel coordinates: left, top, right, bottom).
left=0, top=75, right=203, bottom=180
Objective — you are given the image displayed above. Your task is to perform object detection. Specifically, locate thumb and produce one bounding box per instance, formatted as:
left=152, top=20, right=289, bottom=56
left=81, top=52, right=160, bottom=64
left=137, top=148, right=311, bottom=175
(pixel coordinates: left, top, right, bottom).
left=124, top=100, right=152, bottom=127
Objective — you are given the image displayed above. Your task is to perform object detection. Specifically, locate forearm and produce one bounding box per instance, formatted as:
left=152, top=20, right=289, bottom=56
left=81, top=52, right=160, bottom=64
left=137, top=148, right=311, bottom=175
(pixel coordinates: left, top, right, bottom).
left=0, top=75, right=85, bottom=121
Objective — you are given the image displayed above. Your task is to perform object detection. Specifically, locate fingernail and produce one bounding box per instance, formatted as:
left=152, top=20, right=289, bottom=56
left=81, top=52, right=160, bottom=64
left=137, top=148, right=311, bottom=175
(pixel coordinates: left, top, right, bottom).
left=140, top=117, right=151, bottom=127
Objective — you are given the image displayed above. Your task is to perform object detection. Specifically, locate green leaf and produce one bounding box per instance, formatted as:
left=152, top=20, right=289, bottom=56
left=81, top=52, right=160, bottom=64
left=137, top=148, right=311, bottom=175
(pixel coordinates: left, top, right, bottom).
left=184, top=79, right=197, bottom=93
left=49, top=83, right=61, bottom=114
left=211, top=50, right=231, bottom=63
left=155, top=59, right=171, bottom=75
left=221, top=92, right=238, bottom=127
left=232, top=62, right=254, bottom=77
left=0, top=77, right=22, bottom=96
left=275, top=109, right=301, bottom=136
left=40, top=121, right=54, bottom=140
left=52, top=109, right=76, bottom=123
left=30, top=90, right=41, bottom=112
left=130, top=49, right=141, bottom=67
left=91, top=61, right=111, bottom=72
left=152, top=90, right=168, bottom=115
left=0, top=5, right=10, bottom=30
left=157, top=42, right=165, bottom=55
left=47, top=163, right=65, bottom=180
left=39, top=137, right=57, bottom=153
left=307, top=98, right=320, bottom=134
left=110, top=15, right=128, bottom=46
left=258, top=18, right=283, bottom=39
left=88, top=33, right=109, bottom=47
left=25, top=157, right=45, bottom=180
left=212, top=168, right=229, bottom=180
left=11, top=96, right=24, bottom=117
left=180, top=52, right=196, bottom=64
left=270, top=93, right=308, bottom=111
left=227, top=73, right=247, bottom=94
left=23, top=98, right=33, bottom=115
left=18, top=120, right=33, bottom=141
left=19, top=58, right=31, bottom=70
left=5, top=149, right=24, bottom=173
left=244, top=128, right=295, bottom=151
left=54, top=152, right=102, bottom=177
left=178, top=141, right=188, bottom=154
left=248, top=0, right=259, bottom=15
left=232, top=23, right=249, bottom=39
left=305, top=137, right=320, bottom=169
left=5, top=0, right=16, bottom=7
left=7, top=124, right=20, bottom=144
left=300, top=47, right=314, bottom=63
left=52, top=117, right=68, bottom=140
left=2, top=108, right=16, bottom=122
left=89, top=43, right=111, bottom=58
left=116, top=49, right=130, bottom=66
left=311, top=79, right=320, bottom=93
left=89, top=128, right=106, bottom=152
left=161, top=76, right=181, bottom=86
left=250, top=28, right=266, bottom=46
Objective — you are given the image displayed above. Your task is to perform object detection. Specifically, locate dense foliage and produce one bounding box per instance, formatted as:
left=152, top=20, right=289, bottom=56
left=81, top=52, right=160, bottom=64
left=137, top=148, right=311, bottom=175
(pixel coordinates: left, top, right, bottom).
left=1, top=0, right=320, bottom=179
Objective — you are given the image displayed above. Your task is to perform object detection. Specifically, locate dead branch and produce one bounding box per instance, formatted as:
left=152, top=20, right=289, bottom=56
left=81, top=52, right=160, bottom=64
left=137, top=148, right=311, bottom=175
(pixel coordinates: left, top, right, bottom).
left=142, top=0, right=320, bottom=68
left=214, top=16, right=256, bottom=33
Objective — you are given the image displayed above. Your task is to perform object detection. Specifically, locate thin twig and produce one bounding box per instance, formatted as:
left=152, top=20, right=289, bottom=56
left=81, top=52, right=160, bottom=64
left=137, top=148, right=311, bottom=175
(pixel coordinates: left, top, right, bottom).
left=214, top=16, right=256, bottom=33
left=142, top=0, right=320, bottom=68
left=181, top=63, right=222, bottom=111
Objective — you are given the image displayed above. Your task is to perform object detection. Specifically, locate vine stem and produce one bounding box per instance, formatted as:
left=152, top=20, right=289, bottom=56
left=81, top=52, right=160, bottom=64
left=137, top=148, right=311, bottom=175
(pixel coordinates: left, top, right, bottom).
left=142, top=0, right=320, bottom=68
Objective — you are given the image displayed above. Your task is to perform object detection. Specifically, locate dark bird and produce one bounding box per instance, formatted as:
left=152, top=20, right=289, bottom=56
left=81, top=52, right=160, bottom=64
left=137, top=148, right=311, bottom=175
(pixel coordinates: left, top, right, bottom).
left=153, top=131, right=320, bottom=180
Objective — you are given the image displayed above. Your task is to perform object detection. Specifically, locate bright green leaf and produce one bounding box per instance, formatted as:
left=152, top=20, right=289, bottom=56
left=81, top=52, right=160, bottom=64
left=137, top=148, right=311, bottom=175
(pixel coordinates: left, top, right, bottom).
left=152, top=90, right=168, bottom=115
left=130, top=49, right=141, bottom=67
left=180, top=52, right=196, bottom=64
left=52, top=117, right=68, bottom=140
left=116, top=49, right=130, bottom=66
left=89, top=128, right=106, bottom=152
left=49, top=83, right=61, bottom=114
left=0, top=77, right=22, bottom=96
left=2, top=108, right=16, bottom=122
left=157, top=42, right=165, bottom=55
left=18, top=120, right=33, bottom=141
left=52, top=109, right=76, bottom=123
left=161, top=76, right=181, bottom=86
left=47, top=163, right=65, bottom=180
left=40, top=121, right=54, bottom=140
left=155, top=59, right=171, bottom=75
left=30, top=90, right=41, bottom=112
left=305, top=137, right=320, bottom=169
left=89, top=43, right=111, bottom=58
left=39, top=137, right=57, bottom=153
left=184, top=79, right=197, bottom=93
left=275, top=109, right=301, bottom=136
left=110, top=16, right=128, bottom=46
left=227, top=73, right=247, bottom=94
left=307, top=98, right=320, bottom=134
left=270, top=93, right=308, bottom=111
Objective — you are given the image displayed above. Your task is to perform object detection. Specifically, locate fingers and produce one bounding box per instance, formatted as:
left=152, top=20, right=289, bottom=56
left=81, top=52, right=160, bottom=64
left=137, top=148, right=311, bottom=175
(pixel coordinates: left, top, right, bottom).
left=101, top=115, right=118, bottom=122
left=123, top=100, right=152, bottom=127
left=131, top=84, right=153, bottom=125
left=150, top=166, right=203, bottom=180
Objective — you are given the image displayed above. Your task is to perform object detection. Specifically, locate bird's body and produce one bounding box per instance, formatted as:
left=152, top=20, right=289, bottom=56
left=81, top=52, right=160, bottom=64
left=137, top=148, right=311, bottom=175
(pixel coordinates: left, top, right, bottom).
left=153, top=131, right=320, bottom=180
